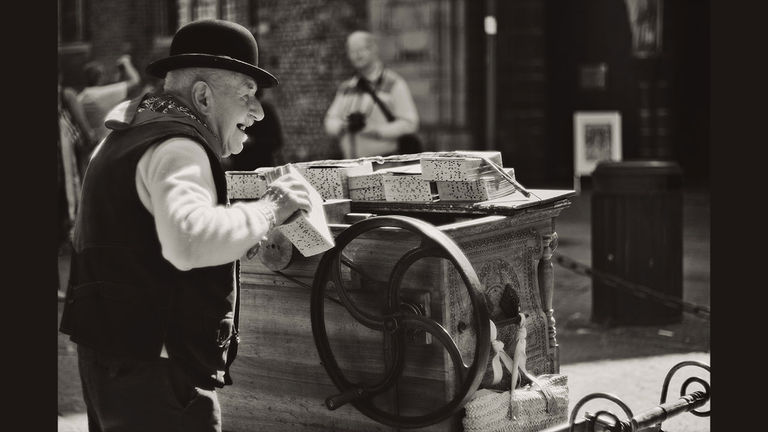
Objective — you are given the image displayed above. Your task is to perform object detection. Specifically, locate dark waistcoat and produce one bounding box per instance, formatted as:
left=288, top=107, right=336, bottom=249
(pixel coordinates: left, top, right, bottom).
left=60, top=103, right=240, bottom=388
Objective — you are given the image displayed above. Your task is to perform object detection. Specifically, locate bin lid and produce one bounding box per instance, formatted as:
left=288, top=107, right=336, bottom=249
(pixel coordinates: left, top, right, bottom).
left=593, top=160, right=682, bottom=177
left=593, top=160, right=682, bottom=193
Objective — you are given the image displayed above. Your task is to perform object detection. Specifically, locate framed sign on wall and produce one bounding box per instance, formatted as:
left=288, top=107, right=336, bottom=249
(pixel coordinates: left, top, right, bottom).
left=573, top=111, right=622, bottom=190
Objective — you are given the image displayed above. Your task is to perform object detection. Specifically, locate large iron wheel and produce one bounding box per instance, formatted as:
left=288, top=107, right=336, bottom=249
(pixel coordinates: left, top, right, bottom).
left=310, top=215, right=490, bottom=429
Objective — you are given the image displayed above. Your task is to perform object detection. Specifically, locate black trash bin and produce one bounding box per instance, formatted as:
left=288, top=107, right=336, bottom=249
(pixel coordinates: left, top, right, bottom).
left=591, top=161, right=683, bottom=325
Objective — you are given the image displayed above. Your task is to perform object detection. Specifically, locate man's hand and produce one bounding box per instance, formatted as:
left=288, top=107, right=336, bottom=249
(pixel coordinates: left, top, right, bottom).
left=116, top=54, right=133, bottom=68
left=261, top=173, right=313, bottom=225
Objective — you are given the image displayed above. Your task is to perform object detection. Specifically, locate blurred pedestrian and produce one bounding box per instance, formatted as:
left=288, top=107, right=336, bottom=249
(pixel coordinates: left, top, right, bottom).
left=78, top=54, right=142, bottom=145
left=324, top=30, right=420, bottom=158
left=58, top=74, right=96, bottom=295
left=59, top=19, right=313, bottom=432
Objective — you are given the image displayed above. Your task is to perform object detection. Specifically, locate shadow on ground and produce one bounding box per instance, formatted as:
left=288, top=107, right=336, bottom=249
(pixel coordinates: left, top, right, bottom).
left=552, top=188, right=710, bottom=365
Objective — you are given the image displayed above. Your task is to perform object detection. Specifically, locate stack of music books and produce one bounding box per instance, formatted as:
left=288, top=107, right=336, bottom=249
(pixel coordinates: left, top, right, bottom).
left=297, top=161, right=373, bottom=200
left=226, top=165, right=334, bottom=257
left=420, top=151, right=503, bottom=182
left=435, top=167, right=517, bottom=201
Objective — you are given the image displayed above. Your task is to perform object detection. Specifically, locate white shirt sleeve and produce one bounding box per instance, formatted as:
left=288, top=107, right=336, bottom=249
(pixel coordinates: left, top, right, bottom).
left=135, top=137, right=276, bottom=271
left=324, top=88, right=348, bottom=137
left=377, top=78, right=419, bottom=139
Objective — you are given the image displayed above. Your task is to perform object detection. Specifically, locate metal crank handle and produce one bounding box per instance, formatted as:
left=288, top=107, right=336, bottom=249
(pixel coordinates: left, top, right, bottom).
left=541, top=390, right=710, bottom=432
left=540, top=417, right=623, bottom=432
left=542, top=410, right=646, bottom=432
left=325, top=387, right=366, bottom=410
left=631, top=391, right=709, bottom=431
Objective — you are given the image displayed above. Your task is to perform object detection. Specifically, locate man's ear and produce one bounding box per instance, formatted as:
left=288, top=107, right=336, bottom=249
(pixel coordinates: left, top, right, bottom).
left=191, top=81, right=214, bottom=115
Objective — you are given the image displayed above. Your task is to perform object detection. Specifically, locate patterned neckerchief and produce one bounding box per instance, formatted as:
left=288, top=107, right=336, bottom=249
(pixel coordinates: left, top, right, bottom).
left=137, top=93, right=213, bottom=134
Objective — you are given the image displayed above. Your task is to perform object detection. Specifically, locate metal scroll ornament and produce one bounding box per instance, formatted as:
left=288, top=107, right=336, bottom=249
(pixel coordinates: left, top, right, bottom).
left=310, top=216, right=491, bottom=428
left=554, top=360, right=710, bottom=432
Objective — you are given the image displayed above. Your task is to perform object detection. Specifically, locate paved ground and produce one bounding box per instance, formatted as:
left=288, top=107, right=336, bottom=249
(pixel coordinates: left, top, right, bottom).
left=58, top=188, right=711, bottom=431
left=561, top=351, right=710, bottom=432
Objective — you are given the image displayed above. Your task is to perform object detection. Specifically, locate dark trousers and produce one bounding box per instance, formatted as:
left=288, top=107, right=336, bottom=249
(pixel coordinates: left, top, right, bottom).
left=77, top=344, right=222, bottom=432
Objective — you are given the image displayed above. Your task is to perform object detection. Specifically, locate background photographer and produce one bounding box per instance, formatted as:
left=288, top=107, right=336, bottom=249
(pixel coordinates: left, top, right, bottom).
left=324, top=31, right=419, bottom=158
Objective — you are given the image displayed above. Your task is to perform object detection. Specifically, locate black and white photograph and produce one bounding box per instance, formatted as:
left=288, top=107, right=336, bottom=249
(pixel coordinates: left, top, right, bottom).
left=57, top=1, right=711, bottom=431
left=573, top=111, right=623, bottom=182
left=585, top=124, right=612, bottom=161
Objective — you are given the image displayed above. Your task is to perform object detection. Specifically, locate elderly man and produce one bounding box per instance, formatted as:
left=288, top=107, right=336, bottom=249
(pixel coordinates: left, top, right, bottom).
left=59, top=20, right=312, bottom=432
left=324, top=30, right=420, bottom=158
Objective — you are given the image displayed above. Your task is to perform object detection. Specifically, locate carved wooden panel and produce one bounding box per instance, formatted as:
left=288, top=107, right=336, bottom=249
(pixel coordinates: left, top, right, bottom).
left=442, top=224, right=555, bottom=395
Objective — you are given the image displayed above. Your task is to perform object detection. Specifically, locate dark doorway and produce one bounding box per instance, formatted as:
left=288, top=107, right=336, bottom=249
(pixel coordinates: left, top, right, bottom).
left=465, top=0, right=709, bottom=188
left=546, top=0, right=638, bottom=189
left=466, top=0, right=554, bottom=187
left=546, top=0, right=710, bottom=188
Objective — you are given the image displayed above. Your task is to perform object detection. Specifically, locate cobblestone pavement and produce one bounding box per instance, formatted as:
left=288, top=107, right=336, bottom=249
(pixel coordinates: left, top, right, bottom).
left=58, top=189, right=711, bottom=431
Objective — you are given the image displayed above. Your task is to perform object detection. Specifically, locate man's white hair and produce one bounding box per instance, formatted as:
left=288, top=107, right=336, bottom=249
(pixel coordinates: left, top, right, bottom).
left=164, top=67, right=239, bottom=93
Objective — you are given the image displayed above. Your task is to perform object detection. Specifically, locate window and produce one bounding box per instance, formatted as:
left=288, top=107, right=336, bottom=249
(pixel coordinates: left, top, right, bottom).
left=221, top=0, right=237, bottom=22
left=191, top=0, right=219, bottom=21
left=175, top=1, right=251, bottom=31
left=156, top=0, right=180, bottom=37
left=58, top=0, right=90, bottom=44
left=626, top=0, right=664, bottom=58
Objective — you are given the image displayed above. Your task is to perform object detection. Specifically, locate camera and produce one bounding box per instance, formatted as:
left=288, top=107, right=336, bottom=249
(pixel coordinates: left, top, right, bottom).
left=346, top=112, right=366, bottom=133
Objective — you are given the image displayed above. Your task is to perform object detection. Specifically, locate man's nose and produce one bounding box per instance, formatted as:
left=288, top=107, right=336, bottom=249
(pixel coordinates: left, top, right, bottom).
left=249, top=98, right=265, bottom=121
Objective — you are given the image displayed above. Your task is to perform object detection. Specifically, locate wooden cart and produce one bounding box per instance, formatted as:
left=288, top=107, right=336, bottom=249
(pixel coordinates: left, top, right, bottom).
left=220, top=189, right=574, bottom=431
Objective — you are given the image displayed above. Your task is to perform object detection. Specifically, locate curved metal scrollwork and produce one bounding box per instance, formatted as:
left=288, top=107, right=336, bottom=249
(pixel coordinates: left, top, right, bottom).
left=659, top=360, right=711, bottom=417
left=310, top=215, right=490, bottom=429
left=568, top=392, right=636, bottom=432
left=563, top=360, right=711, bottom=432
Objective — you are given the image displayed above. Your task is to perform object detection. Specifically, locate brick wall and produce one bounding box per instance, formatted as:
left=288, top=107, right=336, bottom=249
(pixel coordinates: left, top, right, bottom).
left=370, top=0, right=476, bottom=152
left=255, top=0, right=367, bottom=162
left=260, top=0, right=479, bottom=161
left=59, top=0, right=153, bottom=88
left=58, top=0, right=471, bottom=162
left=260, top=0, right=477, bottom=161
left=85, top=0, right=154, bottom=83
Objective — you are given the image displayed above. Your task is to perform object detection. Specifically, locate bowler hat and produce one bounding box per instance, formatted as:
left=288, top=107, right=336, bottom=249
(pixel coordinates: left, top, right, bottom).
left=146, top=19, right=278, bottom=88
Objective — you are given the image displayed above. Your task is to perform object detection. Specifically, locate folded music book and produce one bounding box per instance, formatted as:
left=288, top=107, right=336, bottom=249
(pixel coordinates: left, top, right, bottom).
left=275, top=164, right=335, bottom=257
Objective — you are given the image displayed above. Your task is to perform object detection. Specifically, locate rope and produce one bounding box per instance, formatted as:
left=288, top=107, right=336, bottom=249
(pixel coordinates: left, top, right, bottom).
left=270, top=252, right=387, bottom=308
left=270, top=251, right=711, bottom=321
left=553, top=253, right=710, bottom=321
left=271, top=269, right=344, bottom=307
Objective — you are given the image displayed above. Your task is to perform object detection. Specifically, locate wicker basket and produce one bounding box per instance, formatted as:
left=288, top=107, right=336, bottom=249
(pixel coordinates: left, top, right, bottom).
left=464, top=317, right=569, bottom=432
